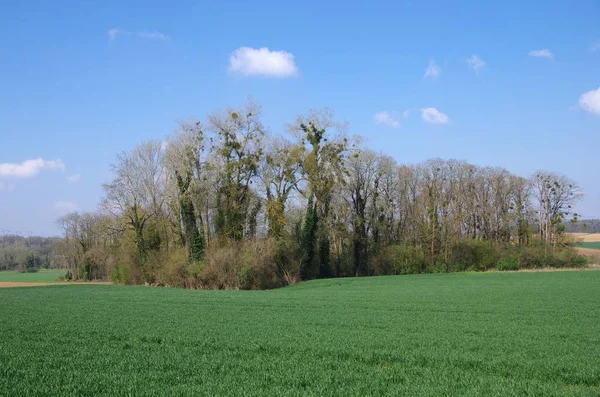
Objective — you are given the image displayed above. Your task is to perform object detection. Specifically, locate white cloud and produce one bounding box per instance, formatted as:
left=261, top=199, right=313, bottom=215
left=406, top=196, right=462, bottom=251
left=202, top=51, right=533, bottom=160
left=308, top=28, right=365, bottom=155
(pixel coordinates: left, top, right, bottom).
left=466, top=55, right=485, bottom=73
left=67, top=174, right=81, bottom=183
left=54, top=201, right=78, bottom=212
left=424, top=59, right=441, bottom=80
left=374, top=111, right=400, bottom=128
left=228, top=47, right=298, bottom=78
left=420, top=108, right=449, bottom=125
left=403, top=109, right=411, bottom=118
left=108, top=28, right=170, bottom=42
left=579, top=87, right=600, bottom=116
left=0, top=158, right=65, bottom=179
left=0, top=181, right=15, bottom=192
left=108, top=28, right=127, bottom=40
left=591, top=41, right=600, bottom=52
left=529, top=49, right=553, bottom=58
left=137, top=30, right=170, bottom=42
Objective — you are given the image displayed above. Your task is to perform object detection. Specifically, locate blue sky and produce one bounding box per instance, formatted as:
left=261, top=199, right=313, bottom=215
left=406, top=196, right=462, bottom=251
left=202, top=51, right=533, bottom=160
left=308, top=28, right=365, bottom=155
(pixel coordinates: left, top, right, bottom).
left=1, top=0, right=599, bottom=236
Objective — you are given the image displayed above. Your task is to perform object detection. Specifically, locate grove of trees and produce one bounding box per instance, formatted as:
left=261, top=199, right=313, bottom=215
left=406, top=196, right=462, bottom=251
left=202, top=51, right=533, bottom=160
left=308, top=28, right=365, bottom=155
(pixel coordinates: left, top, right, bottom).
left=55, top=102, right=587, bottom=288
left=0, top=235, right=58, bottom=272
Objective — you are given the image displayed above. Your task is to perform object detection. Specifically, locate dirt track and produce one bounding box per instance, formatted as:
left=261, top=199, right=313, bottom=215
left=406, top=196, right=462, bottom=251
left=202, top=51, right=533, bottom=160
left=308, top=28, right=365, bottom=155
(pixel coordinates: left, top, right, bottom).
left=0, top=282, right=112, bottom=288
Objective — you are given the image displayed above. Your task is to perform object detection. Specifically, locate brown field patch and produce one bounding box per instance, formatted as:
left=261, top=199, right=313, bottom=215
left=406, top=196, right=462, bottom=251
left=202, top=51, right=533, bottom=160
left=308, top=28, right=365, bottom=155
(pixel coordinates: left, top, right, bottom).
left=0, top=281, right=112, bottom=288
left=567, top=233, right=600, bottom=242
left=576, top=248, right=600, bottom=263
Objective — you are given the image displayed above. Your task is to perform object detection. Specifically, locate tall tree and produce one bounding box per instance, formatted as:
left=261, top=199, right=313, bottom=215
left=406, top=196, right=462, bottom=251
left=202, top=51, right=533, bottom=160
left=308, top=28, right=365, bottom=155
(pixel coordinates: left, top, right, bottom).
left=102, top=140, right=165, bottom=280
left=291, top=109, right=349, bottom=279
left=209, top=101, right=264, bottom=241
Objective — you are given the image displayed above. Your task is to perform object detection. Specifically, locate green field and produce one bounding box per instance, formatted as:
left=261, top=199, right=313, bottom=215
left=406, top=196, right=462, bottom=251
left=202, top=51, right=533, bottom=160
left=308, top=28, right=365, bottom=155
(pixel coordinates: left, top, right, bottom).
left=1, top=272, right=599, bottom=395
left=0, top=269, right=64, bottom=283
left=576, top=242, right=600, bottom=250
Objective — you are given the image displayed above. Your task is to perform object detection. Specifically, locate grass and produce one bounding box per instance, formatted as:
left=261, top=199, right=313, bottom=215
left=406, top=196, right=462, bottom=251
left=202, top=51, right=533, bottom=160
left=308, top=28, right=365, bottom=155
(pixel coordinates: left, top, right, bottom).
left=1, top=272, right=600, bottom=396
left=576, top=242, right=600, bottom=250
left=0, top=269, right=65, bottom=283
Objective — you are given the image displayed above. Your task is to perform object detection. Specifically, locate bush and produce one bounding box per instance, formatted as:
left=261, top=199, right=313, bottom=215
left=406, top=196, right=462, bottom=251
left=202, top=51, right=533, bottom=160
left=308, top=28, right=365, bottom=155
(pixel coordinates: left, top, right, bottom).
left=372, top=245, right=427, bottom=275
left=200, top=239, right=285, bottom=290
left=497, top=257, right=520, bottom=271
left=150, top=248, right=205, bottom=288
left=19, top=253, right=41, bottom=273
left=64, top=270, right=73, bottom=281
left=517, top=242, right=585, bottom=269
left=109, top=264, right=129, bottom=284
left=449, top=240, right=498, bottom=272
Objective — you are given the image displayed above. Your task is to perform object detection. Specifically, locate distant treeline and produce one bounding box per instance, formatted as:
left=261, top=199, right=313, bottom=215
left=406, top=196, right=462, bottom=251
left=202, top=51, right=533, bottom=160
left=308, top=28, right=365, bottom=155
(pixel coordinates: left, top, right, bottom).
left=53, top=103, right=588, bottom=288
left=0, top=235, right=60, bottom=272
left=565, top=219, right=600, bottom=233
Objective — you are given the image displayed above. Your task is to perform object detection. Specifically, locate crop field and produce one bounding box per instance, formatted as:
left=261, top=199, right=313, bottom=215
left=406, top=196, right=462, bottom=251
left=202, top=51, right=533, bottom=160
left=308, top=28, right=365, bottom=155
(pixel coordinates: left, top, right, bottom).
left=0, top=269, right=64, bottom=283
left=575, top=242, right=600, bottom=250
left=1, top=272, right=600, bottom=396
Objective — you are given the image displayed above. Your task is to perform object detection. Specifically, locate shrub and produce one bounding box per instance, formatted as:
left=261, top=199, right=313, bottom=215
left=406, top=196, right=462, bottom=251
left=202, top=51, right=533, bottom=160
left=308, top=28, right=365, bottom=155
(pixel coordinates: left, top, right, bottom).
left=109, top=264, right=129, bottom=284
left=19, top=253, right=40, bottom=273
left=518, top=242, right=588, bottom=269
left=449, top=240, right=498, bottom=272
left=201, top=239, right=285, bottom=290
left=64, top=270, right=73, bottom=281
left=497, top=257, right=520, bottom=271
left=372, top=245, right=427, bottom=275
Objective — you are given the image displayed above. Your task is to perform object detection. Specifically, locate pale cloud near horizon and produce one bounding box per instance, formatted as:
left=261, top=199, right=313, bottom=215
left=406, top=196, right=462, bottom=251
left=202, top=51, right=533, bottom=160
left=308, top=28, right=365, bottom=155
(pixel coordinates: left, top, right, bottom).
left=228, top=47, right=298, bottom=78
left=424, top=59, right=441, bottom=80
left=466, top=55, right=485, bottom=73
left=579, top=87, right=600, bottom=116
left=108, top=28, right=125, bottom=40
left=420, top=108, right=449, bottom=124
left=0, top=181, right=15, bottom=192
left=529, top=49, right=553, bottom=58
left=374, top=111, right=400, bottom=128
left=373, top=110, right=400, bottom=128
left=54, top=201, right=78, bottom=212
left=67, top=174, right=81, bottom=183
left=137, top=30, right=170, bottom=42
left=0, top=158, right=65, bottom=179
left=108, top=28, right=170, bottom=42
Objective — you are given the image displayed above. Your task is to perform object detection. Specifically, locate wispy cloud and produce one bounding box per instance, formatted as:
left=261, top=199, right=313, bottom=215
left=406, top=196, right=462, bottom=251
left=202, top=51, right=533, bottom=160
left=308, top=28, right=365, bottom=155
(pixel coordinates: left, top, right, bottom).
left=466, top=55, right=485, bottom=73
left=0, top=181, right=15, bottom=192
left=0, top=158, right=65, bottom=179
left=579, top=86, right=600, bottom=116
left=66, top=174, right=81, bottom=183
left=229, top=47, right=298, bottom=78
left=374, top=111, right=400, bottom=128
left=54, top=201, right=78, bottom=212
left=529, top=49, right=553, bottom=59
left=403, top=109, right=411, bottom=118
left=137, top=30, right=170, bottom=42
left=420, top=108, right=449, bottom=125
left=108, top=28, right=170, bottom=42
left=591, top=41, right=600, bottom=53
left=108, top=28, right=128, bottom=40
left=424, top=59, right=441, bottom=80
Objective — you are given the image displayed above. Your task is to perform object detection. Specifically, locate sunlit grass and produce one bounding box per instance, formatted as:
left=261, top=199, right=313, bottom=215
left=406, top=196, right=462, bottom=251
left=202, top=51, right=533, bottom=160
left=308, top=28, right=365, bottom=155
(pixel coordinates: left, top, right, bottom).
left=1, top=271, right=599, bottom=395
left=0, top=269, right=64, bottom=283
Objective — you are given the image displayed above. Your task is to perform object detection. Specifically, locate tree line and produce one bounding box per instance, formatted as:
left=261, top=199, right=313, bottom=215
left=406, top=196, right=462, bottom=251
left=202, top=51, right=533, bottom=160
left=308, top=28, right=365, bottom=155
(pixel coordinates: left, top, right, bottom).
left=0, top=235, right=59, bottom=272
left=55, top=102, right=587, bottom=288
left=565, top=219, right=600, bottom=233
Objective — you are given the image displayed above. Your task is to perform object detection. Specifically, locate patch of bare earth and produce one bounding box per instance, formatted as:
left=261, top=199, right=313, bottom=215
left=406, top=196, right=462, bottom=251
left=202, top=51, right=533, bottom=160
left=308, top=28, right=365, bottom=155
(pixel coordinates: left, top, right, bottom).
left=567, top=233, right=600, bottom=242
left=0, top=282, right=111, bottom=288
left=576, top=248, right=600, bottom=263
